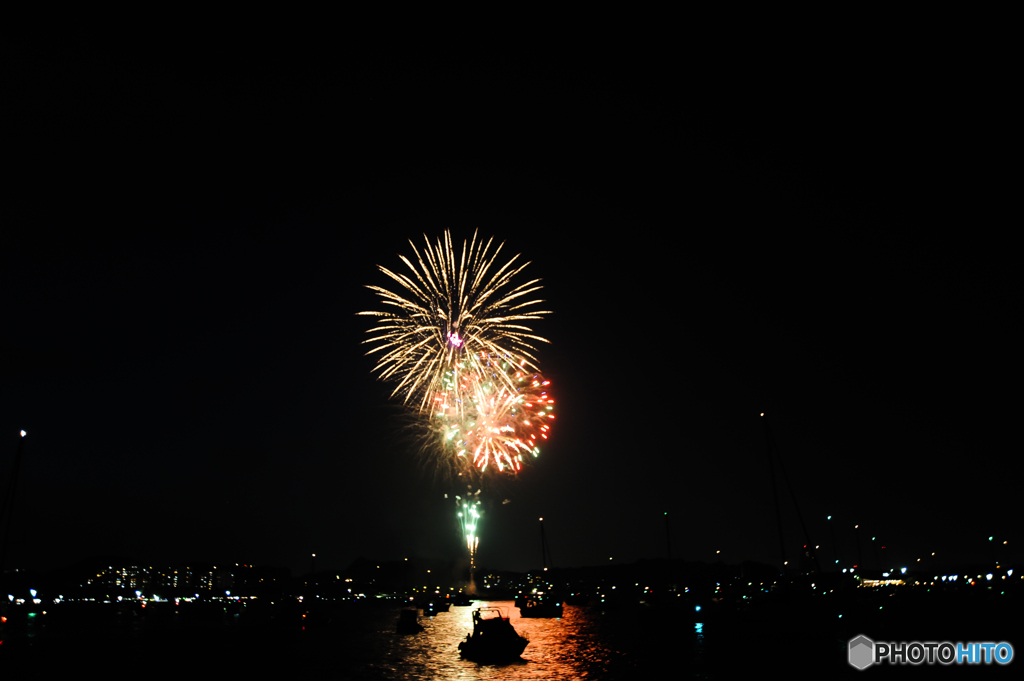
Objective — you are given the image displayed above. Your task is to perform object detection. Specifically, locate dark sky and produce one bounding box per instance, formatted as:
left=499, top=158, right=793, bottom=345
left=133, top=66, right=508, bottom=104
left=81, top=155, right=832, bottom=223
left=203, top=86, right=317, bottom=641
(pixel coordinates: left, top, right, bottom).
left=2, top=39, right=1017, bottom=577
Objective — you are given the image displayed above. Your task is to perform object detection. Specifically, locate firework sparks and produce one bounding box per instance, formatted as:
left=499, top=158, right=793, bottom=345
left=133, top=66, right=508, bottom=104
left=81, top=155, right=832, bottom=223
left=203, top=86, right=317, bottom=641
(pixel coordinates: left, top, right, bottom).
left=455, top=492, right=483, bottom=592
left=358, top=230, right=551, bottom=414
left=456, top=494, right=482, bottom=562
left=361, top=230, right=556, bottom=481
left=434, top=359, right=554, bottom=476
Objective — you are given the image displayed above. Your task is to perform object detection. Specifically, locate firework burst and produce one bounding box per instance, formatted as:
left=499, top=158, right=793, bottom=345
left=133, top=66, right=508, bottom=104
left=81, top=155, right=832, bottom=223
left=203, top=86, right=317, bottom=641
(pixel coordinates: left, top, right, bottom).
left=358, top=231, right=550, bottom=414
left=434, top=357, right=555, bottom=476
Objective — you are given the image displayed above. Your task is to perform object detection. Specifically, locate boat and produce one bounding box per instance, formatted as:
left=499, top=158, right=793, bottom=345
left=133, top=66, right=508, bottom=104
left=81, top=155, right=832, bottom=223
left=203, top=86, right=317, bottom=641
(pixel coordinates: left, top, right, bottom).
left=423, top=598, right=451, bottom=616
left=515, top=517, right=563, bottom=617
left=518, top=593, right=563, bottom=618
left=397, top=608, right=423, bottom=634
left=451, top=592, right=473, bottom=606
left=458, top=606, right=528, bottom=661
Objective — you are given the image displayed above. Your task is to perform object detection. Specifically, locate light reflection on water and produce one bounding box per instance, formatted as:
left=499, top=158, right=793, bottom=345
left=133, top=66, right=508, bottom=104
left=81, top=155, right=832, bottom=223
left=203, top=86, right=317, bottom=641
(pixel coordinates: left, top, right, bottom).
left=367, top=601, right=621, bottom=680
left=694, top=622, right=705, bottom=673
left=4, top=599, right=714, bottom=679
left=1, top=597, right=870, bottom=678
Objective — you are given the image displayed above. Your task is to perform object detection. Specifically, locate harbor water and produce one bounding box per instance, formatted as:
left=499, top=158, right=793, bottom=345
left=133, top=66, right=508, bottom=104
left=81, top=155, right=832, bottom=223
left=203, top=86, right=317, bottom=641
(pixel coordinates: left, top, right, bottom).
left=3, top=596, right=1002, bottom=678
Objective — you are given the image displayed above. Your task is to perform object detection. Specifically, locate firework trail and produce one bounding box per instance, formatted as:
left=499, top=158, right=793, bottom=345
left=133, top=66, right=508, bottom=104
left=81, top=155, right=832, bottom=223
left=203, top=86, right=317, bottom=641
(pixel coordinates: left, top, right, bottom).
left=456, top=492, right=481, bottom=564
left=358, top=230, right=550, bottom=415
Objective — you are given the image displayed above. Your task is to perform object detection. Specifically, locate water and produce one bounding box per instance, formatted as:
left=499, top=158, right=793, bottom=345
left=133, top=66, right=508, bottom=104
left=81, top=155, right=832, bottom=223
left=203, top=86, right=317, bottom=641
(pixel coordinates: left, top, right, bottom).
left=280, top=599, right=857, bottom=679
left=9, top=596, right=988, bottom=678
left=367, top=602, right=621, bottom=679
left=3, top=600, right=698, bottom=678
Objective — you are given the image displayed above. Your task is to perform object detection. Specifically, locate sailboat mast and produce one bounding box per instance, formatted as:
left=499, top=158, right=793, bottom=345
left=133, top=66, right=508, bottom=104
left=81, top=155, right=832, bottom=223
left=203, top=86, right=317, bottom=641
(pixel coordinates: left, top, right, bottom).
left=762, top=413, right=822, bottom=574
left=1, top=430, right=27, bottom=573
left=539, top=517, right=548, bottom=570
left=762, top=414, right=789, bottom=571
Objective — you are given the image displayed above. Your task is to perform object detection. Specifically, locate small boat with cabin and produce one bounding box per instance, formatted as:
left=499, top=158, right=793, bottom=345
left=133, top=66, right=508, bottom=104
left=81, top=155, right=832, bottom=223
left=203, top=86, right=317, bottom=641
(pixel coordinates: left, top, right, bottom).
left=458, top=606, right=528, bottom=661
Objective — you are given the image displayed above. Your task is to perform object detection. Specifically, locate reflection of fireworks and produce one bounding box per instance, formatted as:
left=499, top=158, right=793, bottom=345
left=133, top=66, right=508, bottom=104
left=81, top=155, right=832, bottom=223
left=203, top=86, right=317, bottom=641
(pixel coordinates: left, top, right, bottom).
left=358, top=231, right=550, bottom=414
left=434, top=357, right=554, bottom=475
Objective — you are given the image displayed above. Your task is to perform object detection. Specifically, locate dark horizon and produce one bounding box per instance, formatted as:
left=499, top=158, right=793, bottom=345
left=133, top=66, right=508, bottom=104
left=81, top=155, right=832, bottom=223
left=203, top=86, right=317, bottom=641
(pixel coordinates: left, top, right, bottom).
left=3, top=40, right=1016, bottom=580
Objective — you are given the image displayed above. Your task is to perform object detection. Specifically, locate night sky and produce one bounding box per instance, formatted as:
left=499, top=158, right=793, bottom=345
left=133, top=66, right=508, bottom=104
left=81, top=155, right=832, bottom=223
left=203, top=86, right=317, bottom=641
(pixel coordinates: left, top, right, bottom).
left=3, top=40, right=1017, bottom=577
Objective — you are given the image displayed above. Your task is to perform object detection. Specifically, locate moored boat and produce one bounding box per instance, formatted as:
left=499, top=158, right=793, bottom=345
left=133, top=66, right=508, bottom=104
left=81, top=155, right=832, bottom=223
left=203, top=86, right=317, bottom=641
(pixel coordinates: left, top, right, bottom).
left=451, top=592, right=473, bottom=606
left=518, top=594, right=563, bottom=618
left=397, top=608, right=423, bottom=633
left=423, top=598, right=451, bottom=616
